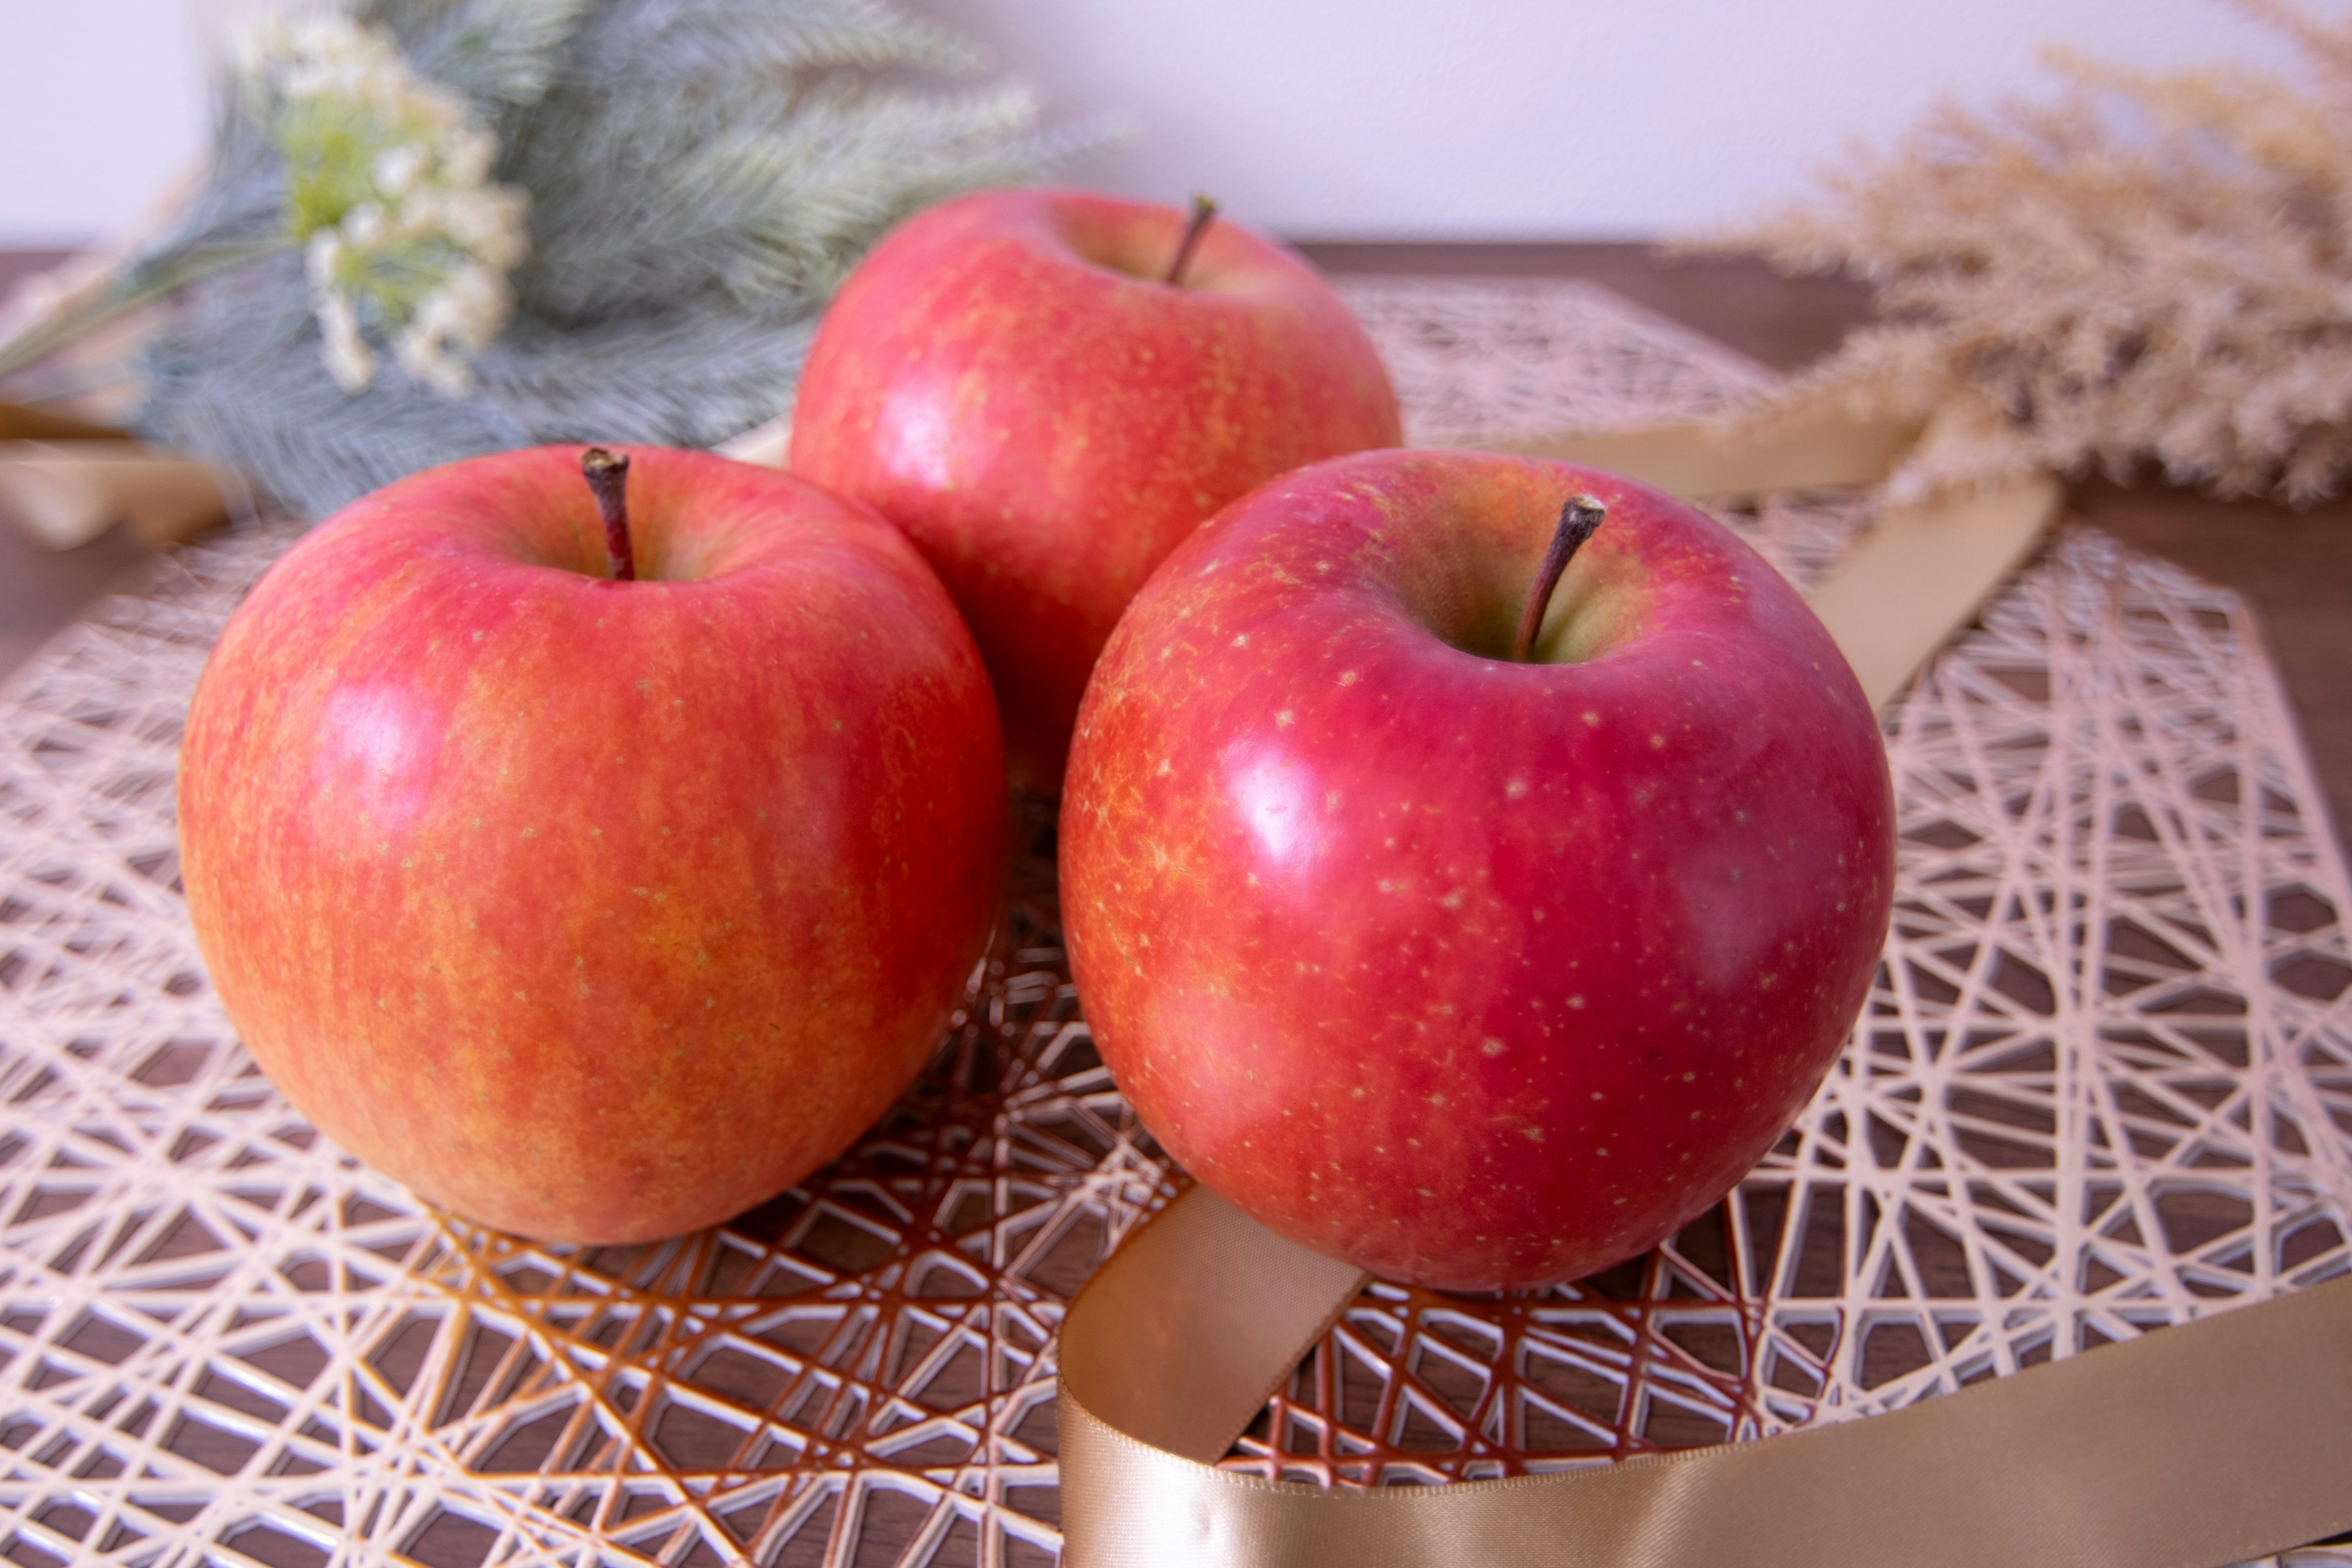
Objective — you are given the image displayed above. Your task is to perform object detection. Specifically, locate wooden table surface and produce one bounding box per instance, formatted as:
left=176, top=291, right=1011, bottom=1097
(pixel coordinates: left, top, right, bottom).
left=1, top=245, right=2347, bottom=1566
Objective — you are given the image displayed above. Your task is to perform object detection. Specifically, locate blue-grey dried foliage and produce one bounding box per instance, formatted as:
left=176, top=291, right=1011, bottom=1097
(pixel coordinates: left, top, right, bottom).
left=135, top=0, right=1078, bottom=518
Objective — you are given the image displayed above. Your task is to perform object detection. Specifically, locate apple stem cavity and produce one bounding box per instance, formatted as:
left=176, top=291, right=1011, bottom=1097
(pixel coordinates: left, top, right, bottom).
left=1512, top=494, right=1607, bottom=663
left=582, top=447, right=636, bottom=582
left=1164, top=193, right=1219, bottom=287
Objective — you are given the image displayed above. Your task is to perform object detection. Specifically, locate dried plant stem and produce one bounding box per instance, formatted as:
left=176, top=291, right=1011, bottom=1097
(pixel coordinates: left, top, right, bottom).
left=0, top=243, right=283, bottom=386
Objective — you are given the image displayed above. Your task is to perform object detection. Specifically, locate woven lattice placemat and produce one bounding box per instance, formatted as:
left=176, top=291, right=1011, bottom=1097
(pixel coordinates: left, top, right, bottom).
left=0, top=279, right=2345, bottom=1567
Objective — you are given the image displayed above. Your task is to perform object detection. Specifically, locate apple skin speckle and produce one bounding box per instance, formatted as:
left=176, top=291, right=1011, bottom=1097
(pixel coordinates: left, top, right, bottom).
left=178, top=446, right=1005, bottom=1245
left=1061, top=450, right=1894, bottom=1292
left=790, top=187, right=1402, bottom=794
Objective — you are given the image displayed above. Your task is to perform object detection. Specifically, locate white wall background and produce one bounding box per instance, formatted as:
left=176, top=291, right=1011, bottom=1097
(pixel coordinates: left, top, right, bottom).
left=0, top=0, right=2315, bottom=247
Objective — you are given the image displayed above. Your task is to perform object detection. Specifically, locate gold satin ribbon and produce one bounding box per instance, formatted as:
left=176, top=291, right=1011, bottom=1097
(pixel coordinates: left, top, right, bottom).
left=1053, top=404, right=2342, bottom=1566
left=1504, top=399, right=2066, bottom=711
left=0, top=404, right=235, bottom=551
left=1058, top=1190, right=2352, bottom=1568
left=1477, top=407, right=1924, bottom=500
left=0, top=440, right=236, bottom=549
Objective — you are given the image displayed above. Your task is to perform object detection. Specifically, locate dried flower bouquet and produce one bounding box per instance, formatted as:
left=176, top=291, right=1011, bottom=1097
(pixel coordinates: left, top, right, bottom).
left=1709, top=1, right=2352, bottom=506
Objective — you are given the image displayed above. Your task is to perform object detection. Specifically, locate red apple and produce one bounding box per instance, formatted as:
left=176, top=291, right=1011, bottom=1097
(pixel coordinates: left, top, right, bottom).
left=177, top=445, right=1004, bottom=1243
left=789, top=186, right=1403, bottom=795
left=1061, top=450, right=1894, bottom=1291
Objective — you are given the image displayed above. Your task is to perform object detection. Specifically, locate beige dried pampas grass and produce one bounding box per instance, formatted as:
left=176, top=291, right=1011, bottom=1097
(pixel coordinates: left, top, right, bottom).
left=1704, top=1, right=2352, bottom=505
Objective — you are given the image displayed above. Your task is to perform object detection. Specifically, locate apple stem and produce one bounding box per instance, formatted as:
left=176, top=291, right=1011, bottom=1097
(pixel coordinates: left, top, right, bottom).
left=1512, top=495, right=1607, bottom=663
left=582, top=447, right=636, bottom=582
left=1164, top=193, right=1218, bottom=287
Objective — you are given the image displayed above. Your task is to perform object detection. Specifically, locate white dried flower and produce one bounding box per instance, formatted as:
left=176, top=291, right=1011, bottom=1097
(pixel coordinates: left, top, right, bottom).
left=371, top=145, right=425, bottom=198
left=442, top=127, right=499, bottom=191
left=392, top=258, right=516, bottom=395
left=314, top=288, right=375, bottom=393
left=241, top=11, right=530, bottom=396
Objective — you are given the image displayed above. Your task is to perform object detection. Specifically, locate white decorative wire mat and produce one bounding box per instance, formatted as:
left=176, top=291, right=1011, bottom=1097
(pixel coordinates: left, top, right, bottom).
left=1335, top=276, right=1779, bottom=439
left=0, top=277, right=2343, bottom=1568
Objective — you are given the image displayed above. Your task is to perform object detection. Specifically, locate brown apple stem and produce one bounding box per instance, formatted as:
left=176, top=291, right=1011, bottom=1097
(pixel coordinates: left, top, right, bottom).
left=582, top=447, right=635, bottom=582
left=1511, top=495, right=1606, bottom=663
left=1164, top=193, right=1219, bottom=287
